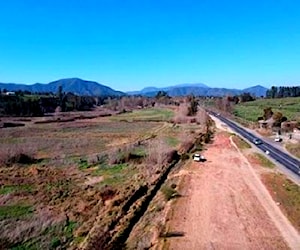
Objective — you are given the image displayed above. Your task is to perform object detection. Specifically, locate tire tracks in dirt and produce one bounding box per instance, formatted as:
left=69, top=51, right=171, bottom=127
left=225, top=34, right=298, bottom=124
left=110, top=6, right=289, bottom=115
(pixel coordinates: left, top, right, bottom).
left=163, top=129, right=300, bottom=249
left=230, top=136, right=300, bottom=249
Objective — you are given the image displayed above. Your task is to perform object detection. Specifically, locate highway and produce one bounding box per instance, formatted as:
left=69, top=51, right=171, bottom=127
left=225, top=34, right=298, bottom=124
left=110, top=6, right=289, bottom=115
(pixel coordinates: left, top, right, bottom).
left=209, top=111, right=300, bottom=177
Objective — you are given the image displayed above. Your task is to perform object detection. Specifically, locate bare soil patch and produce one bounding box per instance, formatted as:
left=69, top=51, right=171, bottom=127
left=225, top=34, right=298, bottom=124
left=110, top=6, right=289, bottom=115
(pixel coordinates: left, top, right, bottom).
left=163, top=131, right=300, bottom=249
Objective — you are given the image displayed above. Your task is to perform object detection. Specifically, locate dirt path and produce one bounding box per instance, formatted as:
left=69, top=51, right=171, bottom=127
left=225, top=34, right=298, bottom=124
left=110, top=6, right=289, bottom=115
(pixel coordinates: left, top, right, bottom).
left=164, top=127, right=300, bottom=249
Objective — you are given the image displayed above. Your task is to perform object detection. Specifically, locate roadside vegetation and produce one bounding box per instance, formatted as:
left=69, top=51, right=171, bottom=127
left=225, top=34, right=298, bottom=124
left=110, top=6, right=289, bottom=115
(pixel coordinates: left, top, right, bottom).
left=250, top=153, right=276, bottom=169
left=231, top=134, right=251, bottom=149
left=286, top=143, right=300, bottom=158
left=262, top=173, right=300, bottom=231
left=235, top=139, right=300, bottom=233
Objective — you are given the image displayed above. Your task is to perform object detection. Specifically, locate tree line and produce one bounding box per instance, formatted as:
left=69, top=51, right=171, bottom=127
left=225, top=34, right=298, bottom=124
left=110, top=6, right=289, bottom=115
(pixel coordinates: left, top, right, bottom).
left=266, top=86, right=300, bottom=98
left=0, top=88, right=106, bottom=116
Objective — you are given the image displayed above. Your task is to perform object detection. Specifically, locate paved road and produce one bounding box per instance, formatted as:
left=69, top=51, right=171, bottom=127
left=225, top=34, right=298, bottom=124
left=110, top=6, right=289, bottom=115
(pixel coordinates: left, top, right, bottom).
left=208, top=111, right=300, bottom=177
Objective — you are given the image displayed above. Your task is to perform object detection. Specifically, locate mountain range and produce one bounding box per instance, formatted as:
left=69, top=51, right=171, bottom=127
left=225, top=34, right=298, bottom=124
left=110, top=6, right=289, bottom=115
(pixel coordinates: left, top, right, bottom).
left=0, top=78, right=268, bottom=97
left=0, top=78, right=124, bottom=97
left=128, top=84, right=268, bottom=97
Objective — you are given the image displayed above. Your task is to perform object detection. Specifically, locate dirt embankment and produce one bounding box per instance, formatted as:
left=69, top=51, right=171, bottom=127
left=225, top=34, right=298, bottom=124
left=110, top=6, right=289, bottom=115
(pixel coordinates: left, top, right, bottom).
left=163, top=130, right=300, bottom=249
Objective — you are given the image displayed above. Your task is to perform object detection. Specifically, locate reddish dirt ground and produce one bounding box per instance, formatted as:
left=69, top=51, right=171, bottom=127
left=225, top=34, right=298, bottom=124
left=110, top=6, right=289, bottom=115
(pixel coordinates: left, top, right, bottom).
left=164, top=130, right=300, bottom=249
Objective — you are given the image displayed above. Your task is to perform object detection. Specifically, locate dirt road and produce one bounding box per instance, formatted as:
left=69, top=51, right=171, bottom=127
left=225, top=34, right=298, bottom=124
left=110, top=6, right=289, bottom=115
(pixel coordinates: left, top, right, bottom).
left=164, top=126, right=300, bottom=249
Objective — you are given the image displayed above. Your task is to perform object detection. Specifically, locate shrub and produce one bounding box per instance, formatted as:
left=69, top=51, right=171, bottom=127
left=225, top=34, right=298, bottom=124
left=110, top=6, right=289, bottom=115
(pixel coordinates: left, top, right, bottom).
left=203, top=133, right=211, bottom=143
left=87, top=153, right=108, bottom=166
left=147, top=139, right=171, bottom=165
left=180, top=153, right=189, bottom=161
left=0, top=145, right=36, bottom=166
left=180, top=140, right=194, bottom=153
left=161, top=185, right=179, bottom=201
left=51, top=237, right=61, bottom=248
left=190, top=118, right=196, bottom=123
left=108, top=144, right=146, bottom=165
left=165, top=150, right=179, bottom=163
left=1, top=152, right=36, bottom=166
left=8, top=153, right=36, bottom=165
left=100, top=187, right=116, bottom=201
left=79, top=158, right=89, bottom=169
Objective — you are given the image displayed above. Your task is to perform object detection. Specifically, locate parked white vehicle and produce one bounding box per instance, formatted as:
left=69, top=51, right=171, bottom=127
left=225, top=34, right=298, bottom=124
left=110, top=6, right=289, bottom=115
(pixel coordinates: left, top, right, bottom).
left=193, top=153, right=206, bottom=162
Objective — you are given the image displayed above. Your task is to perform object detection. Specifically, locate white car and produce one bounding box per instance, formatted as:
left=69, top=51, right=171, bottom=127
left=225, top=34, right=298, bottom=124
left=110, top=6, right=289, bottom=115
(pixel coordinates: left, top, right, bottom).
left=193, top=153, right=206, bottom=162
left=274, top=137, right=282, bottom=142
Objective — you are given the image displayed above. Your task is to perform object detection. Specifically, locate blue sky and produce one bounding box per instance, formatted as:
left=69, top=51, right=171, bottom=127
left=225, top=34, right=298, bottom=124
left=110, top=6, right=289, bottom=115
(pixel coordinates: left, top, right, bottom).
left=0, top=0, right=299, bottom=91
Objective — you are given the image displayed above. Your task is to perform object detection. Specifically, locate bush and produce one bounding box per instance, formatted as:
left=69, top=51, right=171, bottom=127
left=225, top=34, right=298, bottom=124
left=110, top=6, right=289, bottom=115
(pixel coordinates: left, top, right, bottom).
left=108, top=145, right=145, bottom=165
left=202, top=131, right=213, bottom=143
left=51, top=237, right=61, bottom=248
left=1, top=153, right=36, bottom=166
left=161, top=185, right=179, bottom=201
left=0, top=145, right=37, bottom=166
left=180, top=153, right=189, bottom=161
left=165, top=150, right=179, bottom=163
left=180, top=140, right=194, bottom=153
left=147, top=139, right=171, bottom=165
left=100, top=187, right=116, bottom=201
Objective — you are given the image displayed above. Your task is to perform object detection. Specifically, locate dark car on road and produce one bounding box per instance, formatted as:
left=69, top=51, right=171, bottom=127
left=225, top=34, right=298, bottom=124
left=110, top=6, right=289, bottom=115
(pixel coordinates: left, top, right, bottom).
left=253, top=138, right=263, bottom=145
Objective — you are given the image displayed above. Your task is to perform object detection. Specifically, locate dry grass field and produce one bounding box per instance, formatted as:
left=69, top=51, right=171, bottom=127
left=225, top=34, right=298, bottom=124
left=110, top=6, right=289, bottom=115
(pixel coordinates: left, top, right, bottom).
left=0, top=105, right=211, bottom=249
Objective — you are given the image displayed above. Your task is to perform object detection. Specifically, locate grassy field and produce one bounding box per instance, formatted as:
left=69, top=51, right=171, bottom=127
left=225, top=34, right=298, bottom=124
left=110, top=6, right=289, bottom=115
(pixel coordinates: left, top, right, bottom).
left=0, top=119, right=160, bottom=159
left=233, top=97, right=300, bottom=122
left=0, top=106, right=206, bottom=249
left=110, top=108, right=174, bottom=122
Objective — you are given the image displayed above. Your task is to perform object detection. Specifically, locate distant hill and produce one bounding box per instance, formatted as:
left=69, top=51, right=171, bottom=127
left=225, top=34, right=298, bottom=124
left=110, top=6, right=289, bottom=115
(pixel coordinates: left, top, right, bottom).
left=0, top=78, right=124, bottom=97
left=242, top=85, right=267, bottom=97
left=128, top=84, right=268, bottom=97
left=127, top=83, right=209, bottom=96
left=0, top=78, right=268, bottom=97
